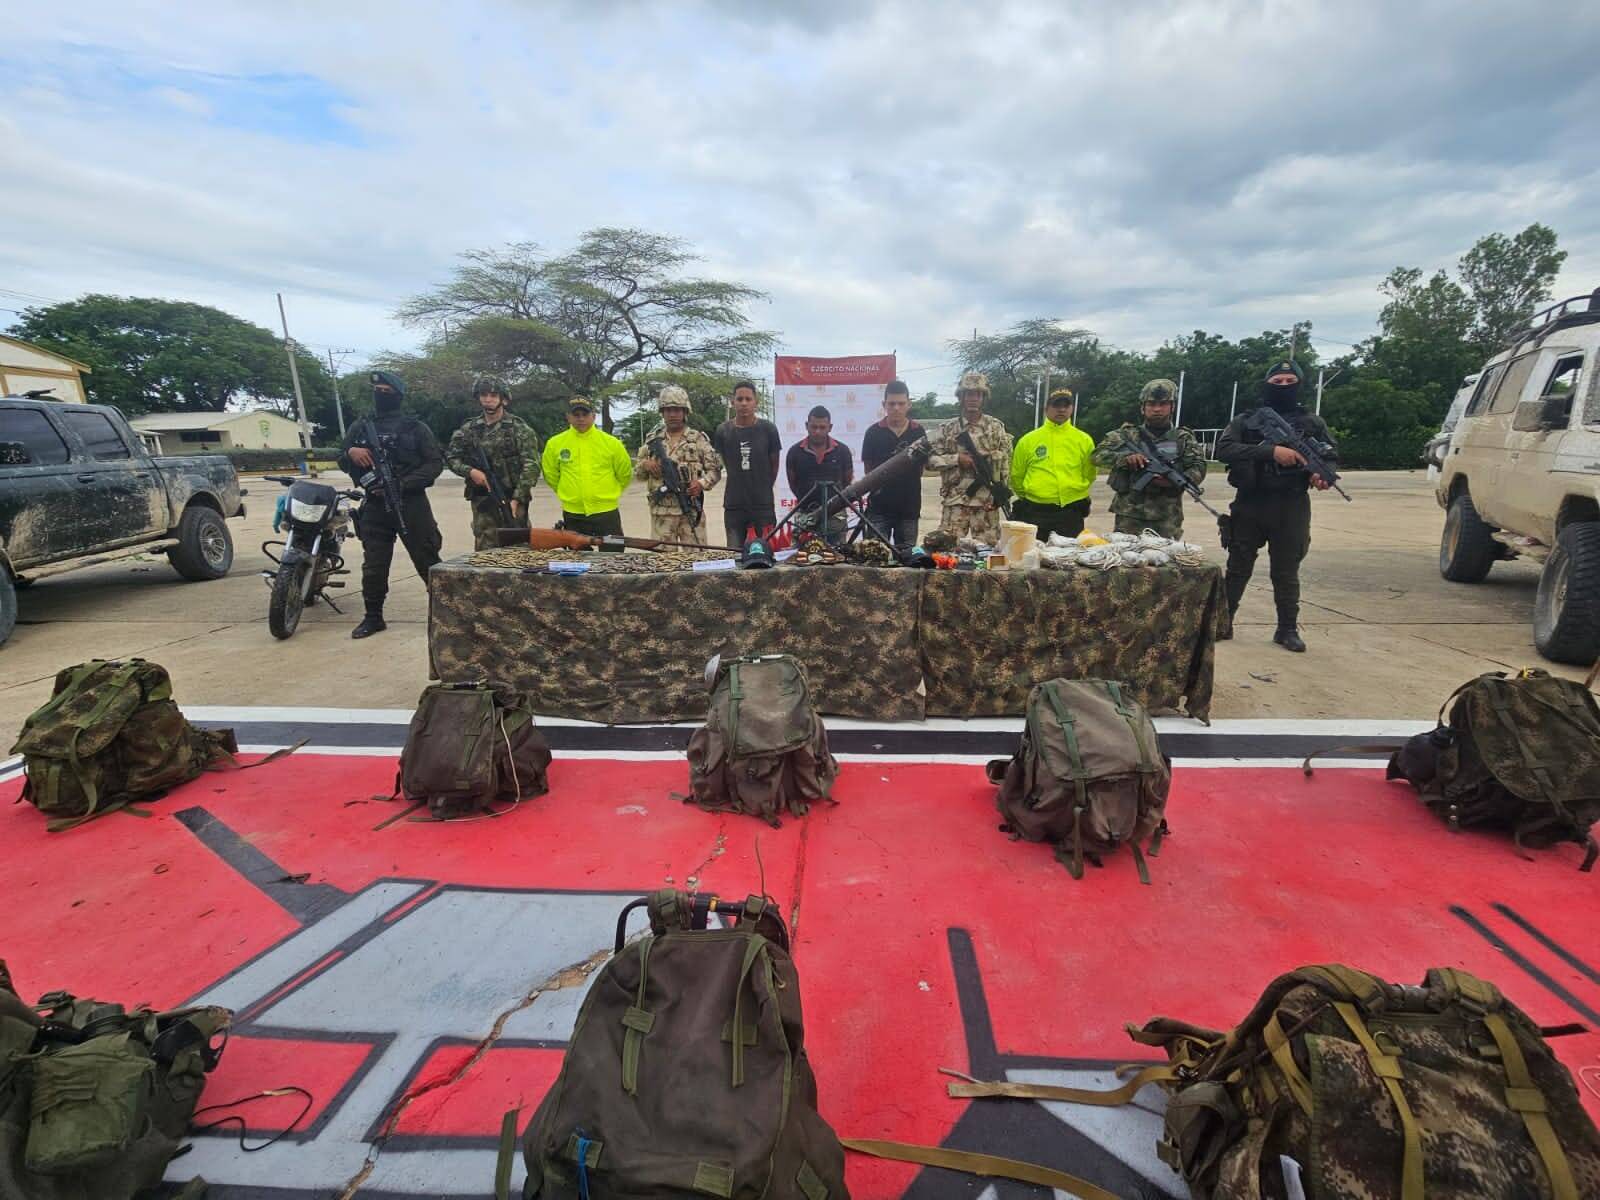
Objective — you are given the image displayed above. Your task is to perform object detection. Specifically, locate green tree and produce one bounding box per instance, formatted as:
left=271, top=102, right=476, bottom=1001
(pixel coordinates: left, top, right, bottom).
left=1458, top=223, right=1567, bottom=350
left=396, top=229, right=779, bottom=431
left=947, top=318, right=1098, bottom=434
left=1320, top=378, right=1436, bottom=470
left=1356, top=268, right=1480, bottom=414
left=8, top=295, right=337, bottom=436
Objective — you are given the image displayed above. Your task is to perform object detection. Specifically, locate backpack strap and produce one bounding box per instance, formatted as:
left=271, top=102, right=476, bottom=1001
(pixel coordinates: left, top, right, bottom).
left=1104, top=681, right=1155, bottom=773
left=946, top=1062, right=1179, bottom=1106
left=839, top=1140, right=1122, bottom=1200
left=1040, top=683, right=1090, bottom=878
left=1480, top=1011, right=1580, bottom=1200
left=729, top=935, right=768, bottom=1088
left=726, top=662, right=744, bottom=755
left=620, top=938, right=655, bottom=1097
left=1329, top=1000, right=1422, bottom=1200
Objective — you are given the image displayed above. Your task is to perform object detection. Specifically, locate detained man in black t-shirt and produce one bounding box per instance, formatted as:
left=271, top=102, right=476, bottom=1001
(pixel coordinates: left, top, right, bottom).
left=860, top=379, right=926, bottom=549
left=712, top=379, right=783, bottom=548
left=785, top=405, right=854, bottom=544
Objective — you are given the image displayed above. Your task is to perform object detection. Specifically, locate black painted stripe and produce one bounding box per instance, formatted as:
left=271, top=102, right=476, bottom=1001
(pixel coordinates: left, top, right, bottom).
left=1492, top=903, right=1600, bottom=988
left=202, top=720, right=1405, bottom=761
left=1449, top=905, right=1600, bottom=1025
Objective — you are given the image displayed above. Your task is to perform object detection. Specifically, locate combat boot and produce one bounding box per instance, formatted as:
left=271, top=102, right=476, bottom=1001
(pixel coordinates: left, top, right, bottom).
left=352, top=612, right=387, bottom=639
left=1273, top=627, right=1306, bottom=653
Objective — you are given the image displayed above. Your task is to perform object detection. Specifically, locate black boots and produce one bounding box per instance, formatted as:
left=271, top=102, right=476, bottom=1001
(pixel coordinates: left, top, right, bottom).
left=352, top=612, right=387, bottom=639
left=1273, top=627, right=1306, bottom=653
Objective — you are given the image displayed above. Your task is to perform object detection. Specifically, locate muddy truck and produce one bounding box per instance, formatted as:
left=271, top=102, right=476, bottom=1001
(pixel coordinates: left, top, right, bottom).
left=0, top=395, right=247, bottom=645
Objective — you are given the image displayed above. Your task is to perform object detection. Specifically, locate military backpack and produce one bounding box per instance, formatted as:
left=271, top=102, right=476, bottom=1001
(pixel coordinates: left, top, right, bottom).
left=10, top=659, right=245, bottom=831
left=394, top=683, right=552, bottom=820
left=987, top=678, right=1170, bottom=882
left=0, top=960, right=231, bottom=1199
left=502, top=890, right=848, bottom=1200
left=685, top=656, right=838, bottom=827
left=1309, top=669, right=1600, bottom=870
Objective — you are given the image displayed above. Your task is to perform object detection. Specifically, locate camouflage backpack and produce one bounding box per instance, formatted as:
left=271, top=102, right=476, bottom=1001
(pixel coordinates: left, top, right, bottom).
left=502, top=890, right=848, bottom=1200
left=10, top=660, right=245, bottom=831
left=1310, top=669, right=1600, bottom=870
left=986, top=678, right=1170, bottom=882
left=685, top=656, right=838, bottom=827
left=946, top=964, right=1600, bottom=1199
left=0, top=960, right=231, bottom=1200
left=394, top=683, right=552, bottom=820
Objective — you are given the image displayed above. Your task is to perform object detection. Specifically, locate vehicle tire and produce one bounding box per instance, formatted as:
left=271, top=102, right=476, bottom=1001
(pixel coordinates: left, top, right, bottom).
left=268, top=560, right=311, bottom=640
left=168, top=505, right=234, bottom=580
left=1533, top=522, right=1600, bottom=665
left=0, top=571, right=15, bottom=647
left=1439, top=490, right=1497, bottom=582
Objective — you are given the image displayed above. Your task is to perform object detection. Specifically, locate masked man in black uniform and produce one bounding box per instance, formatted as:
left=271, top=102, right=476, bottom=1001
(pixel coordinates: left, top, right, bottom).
left=1215, top=361, right=1338, bottom=653
left=338, top=371, right=444, bottom=639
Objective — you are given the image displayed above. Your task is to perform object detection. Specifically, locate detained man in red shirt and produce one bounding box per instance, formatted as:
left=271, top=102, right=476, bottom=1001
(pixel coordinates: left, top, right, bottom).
left=785, top=406, right=854, bottom=544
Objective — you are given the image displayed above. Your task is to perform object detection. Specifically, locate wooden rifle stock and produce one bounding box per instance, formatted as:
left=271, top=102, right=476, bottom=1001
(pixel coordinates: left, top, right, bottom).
left=496, top=527, right=718, bottom=553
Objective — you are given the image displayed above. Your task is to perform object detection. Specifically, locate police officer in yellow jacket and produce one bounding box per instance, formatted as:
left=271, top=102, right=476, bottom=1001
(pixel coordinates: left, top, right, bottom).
left=1009, top=388, right=1097, bottom=539
left=540, top=397, right=635, bottom=539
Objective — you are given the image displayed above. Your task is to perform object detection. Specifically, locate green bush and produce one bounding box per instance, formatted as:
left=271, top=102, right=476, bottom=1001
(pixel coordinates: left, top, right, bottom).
left=222, top=447, right=344, bottom=472
left=1321, top=380, right=1435, bottom=470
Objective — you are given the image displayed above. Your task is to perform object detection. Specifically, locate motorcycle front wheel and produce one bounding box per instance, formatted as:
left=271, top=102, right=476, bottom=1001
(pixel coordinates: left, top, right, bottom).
left=268, top=558, right=312, bottom=640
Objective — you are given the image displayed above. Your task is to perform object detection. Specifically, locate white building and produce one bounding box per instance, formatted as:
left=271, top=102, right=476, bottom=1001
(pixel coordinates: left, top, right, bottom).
left=130, top=410, right=307, bottom=455
left=0, top=335, right=91, bottom=402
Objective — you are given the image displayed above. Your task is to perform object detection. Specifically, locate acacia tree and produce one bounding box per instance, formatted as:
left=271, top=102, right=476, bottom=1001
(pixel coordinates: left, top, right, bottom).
left=946, top=319, right=1097, bottom=433
left=1457, top=223, right=1567, bottom=350
left=397, top=229, right=778, bottom=430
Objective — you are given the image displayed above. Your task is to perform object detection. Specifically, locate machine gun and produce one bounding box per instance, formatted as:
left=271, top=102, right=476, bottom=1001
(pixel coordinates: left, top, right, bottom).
left=648, top=437, right=702, bottom=523
left=356, top=418, right=410, bottom=537
left=468, top=447, right=516, bottom=526
left=1132, top=429, right=1220, bottom=518
left=956, top=430, right=1013, bottom=518
left=1245, top=406, right=1351, bottom=501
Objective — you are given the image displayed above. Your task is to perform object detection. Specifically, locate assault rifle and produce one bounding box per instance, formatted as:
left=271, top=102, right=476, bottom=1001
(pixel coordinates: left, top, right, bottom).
left=956, top=430, right=1013, bottom=518
left=495, top=527, right=716, bottom=553
left=648, top=437, right=702, bottom=523
left=1132, top=429, right=1220, bottom=518
left=357, top=418, right=410, bottom=537
left=469, top=447, right=516, bottom=527
left=1245, top=406, right=1351, bottom=501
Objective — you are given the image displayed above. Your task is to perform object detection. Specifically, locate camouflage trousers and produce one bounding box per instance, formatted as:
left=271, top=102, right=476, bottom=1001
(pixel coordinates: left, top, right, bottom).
left=471, top=503, right=527, bottom=551
left=1109, top=488, right=1185, bottom=541
left=1113, top=512, right=1184, bottom=539
left=938, top=503, right=1002, bottom=545
left=648, top=509, right=708, bottom=546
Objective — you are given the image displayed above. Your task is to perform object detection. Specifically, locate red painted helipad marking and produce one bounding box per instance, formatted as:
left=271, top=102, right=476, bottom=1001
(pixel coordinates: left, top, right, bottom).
left=3, top=752, right=1597, bottom=1198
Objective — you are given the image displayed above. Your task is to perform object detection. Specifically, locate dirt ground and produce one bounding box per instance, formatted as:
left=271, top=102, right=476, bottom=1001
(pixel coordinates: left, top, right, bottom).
left=0, top=469, right=1580, bottom=744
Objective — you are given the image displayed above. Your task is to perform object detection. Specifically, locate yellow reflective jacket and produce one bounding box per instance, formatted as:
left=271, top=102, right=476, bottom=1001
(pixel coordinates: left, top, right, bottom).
left=1011, top=419, right=1097, bottom=506
left=541, top=426, right=634, bottom=515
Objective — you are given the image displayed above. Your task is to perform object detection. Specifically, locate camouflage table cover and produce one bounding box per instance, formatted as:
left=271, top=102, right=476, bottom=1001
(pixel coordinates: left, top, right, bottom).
left=428, top=559, right=1224, bottom=723
left=918, top=564, right=1225, bottom=720
left=428, top=561, right=926, bottom=722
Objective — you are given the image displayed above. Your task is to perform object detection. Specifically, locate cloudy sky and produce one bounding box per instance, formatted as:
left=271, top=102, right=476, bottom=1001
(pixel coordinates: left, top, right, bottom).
left=4, top=0, right=1600, bottom=396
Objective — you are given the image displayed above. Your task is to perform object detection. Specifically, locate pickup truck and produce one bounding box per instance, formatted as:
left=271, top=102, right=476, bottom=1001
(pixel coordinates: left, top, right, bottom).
left=0, top=396, right=247, bottom=645
left=1436, top=290, right=1600, bottom=664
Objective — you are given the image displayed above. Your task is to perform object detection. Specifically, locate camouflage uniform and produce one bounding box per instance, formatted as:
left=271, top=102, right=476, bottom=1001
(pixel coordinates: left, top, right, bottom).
left=1094, top=423, right=1207, bottom=539
left=926, top=413, right=1014, bottom=544
left=446, top=413, right=542, bottom=551
left=633, top=423, right=722, bottom=543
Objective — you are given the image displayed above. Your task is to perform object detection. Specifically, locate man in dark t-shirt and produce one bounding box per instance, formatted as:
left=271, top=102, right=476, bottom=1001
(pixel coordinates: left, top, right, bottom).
left=785, top=405, right=854, bottom=543
left=712, top=379, right=783, bottom=548
left=860, top=379, right=926, bottom=548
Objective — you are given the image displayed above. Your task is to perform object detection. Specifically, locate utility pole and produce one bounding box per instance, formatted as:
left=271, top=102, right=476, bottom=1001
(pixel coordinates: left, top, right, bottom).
left=1316, top=366, right=1326, bottom=415
left=1228, top=380, right=1239, bottom=423
left=1034, top=374, right=1042, bottom=427
left=1176, top=370, right=1186, bottom=427
left=1287, top=322, right=1303, bottom=367
left=276, top=293, right=312, bottom=453
left=325, top=348, right=352, bottom=439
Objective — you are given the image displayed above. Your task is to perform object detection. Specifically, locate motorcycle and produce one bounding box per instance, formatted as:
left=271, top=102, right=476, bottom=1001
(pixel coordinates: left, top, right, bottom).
left=261, top=474, right=362, bottom=639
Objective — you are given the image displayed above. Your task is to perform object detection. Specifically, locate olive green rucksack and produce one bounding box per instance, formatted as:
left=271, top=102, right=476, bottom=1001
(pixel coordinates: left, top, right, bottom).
left=0, top=960, right=231, bottom=1199
left=10, top=660, right=249, bottom=831
left=987, top=678, right=1171, bottom=882
left=502, top=890, right=848, bottom=1200
left=393, top=683, right=553, bottom=820
left=685, top=656, right=838, bottom=827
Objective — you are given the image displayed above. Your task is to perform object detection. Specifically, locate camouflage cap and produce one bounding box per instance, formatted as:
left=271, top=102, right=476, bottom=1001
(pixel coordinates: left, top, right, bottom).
left=956, top=370, right=990, bottom=398
left=657, top=385, right=692, bottom=412
left=567, top=396, right=594, bottom=413
left=1046, top=387, right=1075, bottom=405
left=1140, top=378, right=1178, bottom=404
left=473, top=374, right=511, bottom=399
left=1265, top=360, right=1304, bottom=382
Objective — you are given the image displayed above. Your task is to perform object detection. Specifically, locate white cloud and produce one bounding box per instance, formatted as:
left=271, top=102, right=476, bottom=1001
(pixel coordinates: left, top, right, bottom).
left=1, top=0, right=1598, bottom=397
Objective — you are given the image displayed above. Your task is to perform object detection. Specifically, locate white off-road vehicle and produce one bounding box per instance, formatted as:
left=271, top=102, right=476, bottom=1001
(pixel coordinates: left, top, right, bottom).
left=1437, top=291, right=1600, bottom=665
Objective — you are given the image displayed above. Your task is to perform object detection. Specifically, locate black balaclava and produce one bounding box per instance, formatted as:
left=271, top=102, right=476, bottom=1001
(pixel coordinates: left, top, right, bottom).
left=371, top=370, right=405, bottom=416
left=1262, top=361, right=1302, bottom=412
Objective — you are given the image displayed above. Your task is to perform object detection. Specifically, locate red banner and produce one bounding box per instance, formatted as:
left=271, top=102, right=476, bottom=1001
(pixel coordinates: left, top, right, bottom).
left=774, top=353, right=897, bottom=387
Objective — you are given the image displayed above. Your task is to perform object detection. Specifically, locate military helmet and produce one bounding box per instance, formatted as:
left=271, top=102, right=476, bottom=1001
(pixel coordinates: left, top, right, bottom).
left=956, top=370, right=990, bottom=398
left=657, top=384, right=692, bottom=412
left=473, top=374, right=511, bottom=400
left=1140, top=378, right=1178, bottom=405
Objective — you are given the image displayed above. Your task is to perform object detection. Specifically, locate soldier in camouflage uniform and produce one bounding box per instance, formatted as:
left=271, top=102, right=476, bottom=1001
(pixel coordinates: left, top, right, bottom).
left=925, top=370, right=1014, bottom=544
left=633, top=385, right=722, bottom=543
left=1094, top=378, right=1208, bottom=539
left=446, top=376, right=542, bottom=551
